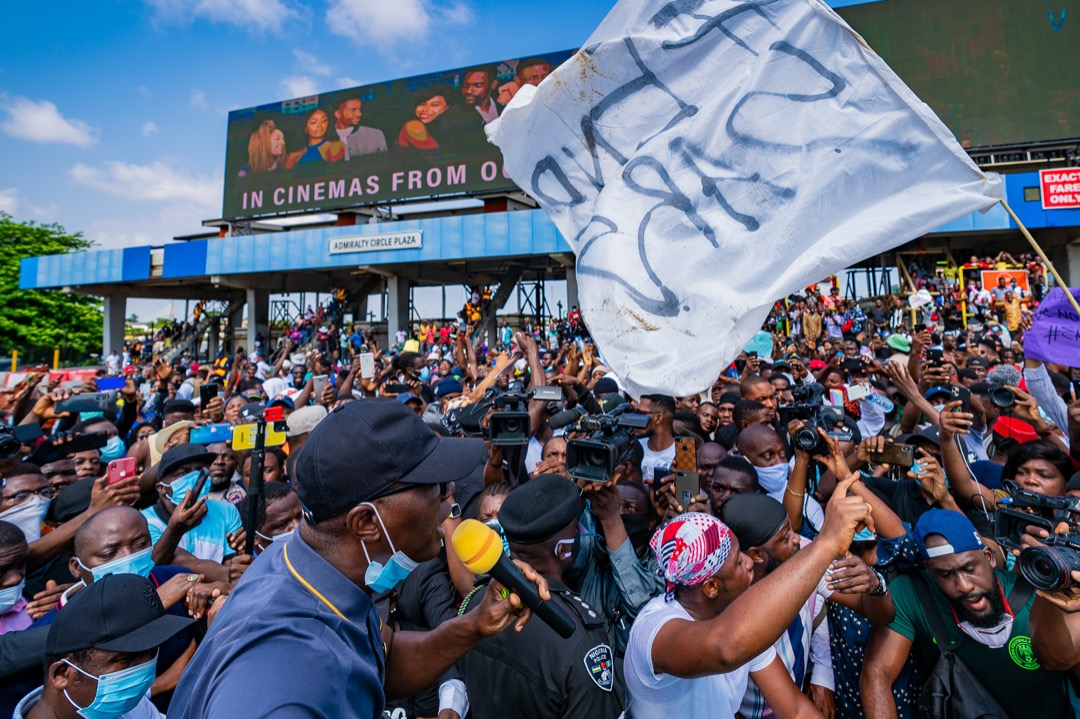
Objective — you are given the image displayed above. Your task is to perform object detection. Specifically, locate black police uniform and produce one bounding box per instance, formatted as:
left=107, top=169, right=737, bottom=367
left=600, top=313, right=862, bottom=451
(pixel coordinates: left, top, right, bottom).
left=457, top=579, right=619, bottom=719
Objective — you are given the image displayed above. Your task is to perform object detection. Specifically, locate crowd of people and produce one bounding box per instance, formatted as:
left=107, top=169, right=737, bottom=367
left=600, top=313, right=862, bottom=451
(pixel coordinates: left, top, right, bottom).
left=764, top=254, right=1050, bottom=356
left=1, top=285, right=1079, bottom=719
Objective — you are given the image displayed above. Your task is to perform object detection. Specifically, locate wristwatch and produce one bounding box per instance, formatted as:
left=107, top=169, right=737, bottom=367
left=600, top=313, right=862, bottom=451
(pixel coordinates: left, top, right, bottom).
left=869, top=568, right=889, bottom=596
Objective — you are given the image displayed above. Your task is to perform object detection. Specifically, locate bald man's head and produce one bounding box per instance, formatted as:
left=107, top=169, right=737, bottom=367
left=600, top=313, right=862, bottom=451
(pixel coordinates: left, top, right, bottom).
left=736, top=424, right=786, bottom=468
left=73, top=506, right=150, bottom=559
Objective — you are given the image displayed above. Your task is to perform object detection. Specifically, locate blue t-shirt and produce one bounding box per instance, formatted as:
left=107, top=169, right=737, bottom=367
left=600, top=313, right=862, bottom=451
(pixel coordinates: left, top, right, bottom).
left=142, top=500, right=242, bottom=563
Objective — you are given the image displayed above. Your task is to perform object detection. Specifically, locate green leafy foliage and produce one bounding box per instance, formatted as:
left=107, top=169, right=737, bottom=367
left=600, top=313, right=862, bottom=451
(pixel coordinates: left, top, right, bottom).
left=0, top=213, right=103, bottom=363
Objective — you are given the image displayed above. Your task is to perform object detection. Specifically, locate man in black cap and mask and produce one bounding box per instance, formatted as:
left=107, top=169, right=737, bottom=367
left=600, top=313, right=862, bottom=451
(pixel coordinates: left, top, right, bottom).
left=458, top=473, right=619, bottom=718
left=168, top=400, right=551, bottom=719
left=14, top=573, right=193, bottom=718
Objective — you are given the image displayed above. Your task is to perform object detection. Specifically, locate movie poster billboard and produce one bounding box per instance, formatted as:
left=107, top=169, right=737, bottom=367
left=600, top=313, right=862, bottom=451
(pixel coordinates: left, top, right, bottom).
left=222, top=50, right=573, bottom=220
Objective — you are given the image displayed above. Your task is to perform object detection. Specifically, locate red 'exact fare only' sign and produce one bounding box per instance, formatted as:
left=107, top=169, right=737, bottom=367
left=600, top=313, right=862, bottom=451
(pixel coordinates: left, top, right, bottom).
left=1040, top=168, right=1080, bottom=210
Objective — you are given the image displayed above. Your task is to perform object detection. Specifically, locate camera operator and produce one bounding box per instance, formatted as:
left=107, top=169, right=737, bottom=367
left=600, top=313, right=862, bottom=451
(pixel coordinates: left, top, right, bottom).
left=861, top=509, right=1071, bottom=719
left=1022, top=481, right=1080, bottom=673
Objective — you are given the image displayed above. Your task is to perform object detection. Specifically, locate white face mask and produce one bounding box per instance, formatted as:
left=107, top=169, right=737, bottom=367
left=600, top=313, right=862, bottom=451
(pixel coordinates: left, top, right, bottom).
left=957, top=613, right=1014, bottom=648
left=0, top=495, right=50, bottom=543
left=754, top=463, right=789, bottom=494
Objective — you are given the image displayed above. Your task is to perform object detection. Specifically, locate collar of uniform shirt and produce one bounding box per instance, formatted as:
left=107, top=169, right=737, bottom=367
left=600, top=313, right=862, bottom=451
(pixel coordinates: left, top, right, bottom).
left=282, top=530, right=378, bottom=626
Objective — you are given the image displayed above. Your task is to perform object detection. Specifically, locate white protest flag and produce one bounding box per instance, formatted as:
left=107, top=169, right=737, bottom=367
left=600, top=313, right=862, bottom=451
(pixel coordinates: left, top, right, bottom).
left=487, top=0, right=1002, bottom=398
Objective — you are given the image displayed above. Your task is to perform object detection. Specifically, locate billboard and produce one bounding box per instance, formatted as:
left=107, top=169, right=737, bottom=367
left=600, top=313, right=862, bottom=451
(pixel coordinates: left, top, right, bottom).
left=835, top=0, right=1080, bottom=149
left=222, top=0, right=1078, bottom=220
left=222, top=50, right=573, bottom=220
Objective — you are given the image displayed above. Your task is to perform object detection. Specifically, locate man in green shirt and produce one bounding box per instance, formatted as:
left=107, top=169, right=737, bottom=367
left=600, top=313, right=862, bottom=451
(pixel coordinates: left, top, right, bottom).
left=862, top=508, right=1070, bottom=718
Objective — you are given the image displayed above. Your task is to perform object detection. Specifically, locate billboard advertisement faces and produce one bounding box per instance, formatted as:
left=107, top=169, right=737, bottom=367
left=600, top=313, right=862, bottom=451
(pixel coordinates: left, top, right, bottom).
left=223, top=51, right=573, bottom=221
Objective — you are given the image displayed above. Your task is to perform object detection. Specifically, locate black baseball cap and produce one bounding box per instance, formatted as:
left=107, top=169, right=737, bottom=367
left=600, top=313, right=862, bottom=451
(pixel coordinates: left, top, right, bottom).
left=46, top=574, right=193, bottom=655
left=158, top=443, right=215, bottom=483
left=295, top=399, right=484, bottom=523
left=499, top=474, right=581, bottom=545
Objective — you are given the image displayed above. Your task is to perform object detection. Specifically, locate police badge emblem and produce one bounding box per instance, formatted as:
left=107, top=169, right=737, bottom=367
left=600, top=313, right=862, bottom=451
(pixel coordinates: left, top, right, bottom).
left=583, top=644, right=614, bottom=692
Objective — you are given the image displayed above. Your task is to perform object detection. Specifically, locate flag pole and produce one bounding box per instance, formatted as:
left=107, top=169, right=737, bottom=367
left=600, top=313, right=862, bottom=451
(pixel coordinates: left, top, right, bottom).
left=999, top=199, right=1080, bottom=317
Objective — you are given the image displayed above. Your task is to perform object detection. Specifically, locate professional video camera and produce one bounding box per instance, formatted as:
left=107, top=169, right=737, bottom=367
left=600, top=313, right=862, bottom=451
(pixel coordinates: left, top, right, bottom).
left=996, top=480, right=1080, bottom=591
left=777, top=383, right=850, bottom=454
left=565, top=404, right=650, bottom=483
left=446, top=384, right=563, bottom=445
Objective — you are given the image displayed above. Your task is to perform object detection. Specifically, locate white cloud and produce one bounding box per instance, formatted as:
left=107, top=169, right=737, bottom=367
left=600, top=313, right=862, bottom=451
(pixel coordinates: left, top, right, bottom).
left=293, top=49, right=332, bottom=77
left=0, top=97, right=98, bottom=147
left=69, top=161, right=220, bottom=209
left=136, top=85, right=152, bottom=97
left=280, top=75, right=319, bottom=99
left=142, top=0, right=301, bottom=34
left=0, top=188, right=18, bottom=215
left=336, top=76, right=361, bottom=89
left=326, top=0, right=473, bottom=50
left=190, top=89, right=208, bottom=110
left=0, top=188, right=59, bottom=222
left=141, top=121, right=159, bottom=137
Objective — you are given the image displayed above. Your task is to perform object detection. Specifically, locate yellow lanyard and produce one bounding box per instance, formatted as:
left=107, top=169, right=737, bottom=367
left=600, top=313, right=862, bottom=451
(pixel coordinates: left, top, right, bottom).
left=283, top=544, right=347, bottom=621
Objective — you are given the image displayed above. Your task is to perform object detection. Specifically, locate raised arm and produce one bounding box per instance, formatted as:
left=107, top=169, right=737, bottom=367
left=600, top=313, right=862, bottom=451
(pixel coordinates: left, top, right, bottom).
left=651, top=477, right=870, bottom=678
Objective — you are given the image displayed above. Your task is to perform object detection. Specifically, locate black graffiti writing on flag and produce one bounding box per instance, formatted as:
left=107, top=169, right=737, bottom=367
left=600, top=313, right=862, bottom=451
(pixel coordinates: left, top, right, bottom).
left=527, top=0, right=887, bottom=318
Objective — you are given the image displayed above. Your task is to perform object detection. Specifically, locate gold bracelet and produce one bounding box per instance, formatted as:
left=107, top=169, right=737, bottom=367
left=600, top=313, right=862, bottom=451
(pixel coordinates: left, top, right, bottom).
left=786, top=486, right=806, bottom=498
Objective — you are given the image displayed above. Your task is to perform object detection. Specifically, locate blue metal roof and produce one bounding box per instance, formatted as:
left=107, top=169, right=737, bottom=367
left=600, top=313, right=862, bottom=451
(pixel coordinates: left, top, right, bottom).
left=18, top=172, right=1080, bottom=290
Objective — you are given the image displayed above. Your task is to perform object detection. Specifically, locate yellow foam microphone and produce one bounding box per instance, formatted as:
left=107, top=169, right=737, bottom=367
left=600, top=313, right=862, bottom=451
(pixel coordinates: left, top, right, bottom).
left=450, top=519, right=575, bottom=638
left=451, top=519, right=505, bottom=575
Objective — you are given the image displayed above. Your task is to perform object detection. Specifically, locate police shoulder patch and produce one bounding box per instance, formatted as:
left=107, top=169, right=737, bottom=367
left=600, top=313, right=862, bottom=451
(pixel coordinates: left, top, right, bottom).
left=583, top=643, right=614, bottom=692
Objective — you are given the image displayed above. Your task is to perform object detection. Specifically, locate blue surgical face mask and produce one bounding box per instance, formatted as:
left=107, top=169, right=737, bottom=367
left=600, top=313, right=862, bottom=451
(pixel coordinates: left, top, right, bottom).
left=853, top=527, right=877, bottom=543
left=63, top=652, right=157, bottom=719
left=419, top=367, right=431, bottom=382
left=754, top=462, right=790, bottom=494
left=167, top=469, right=210, bottom=506
left=100, top=436, right=125, bottom=463
left=255, top=528, right=294, bottom=553
left=0, top=579, right=25, bottom=613
left=359, top=502, right=418, bottom=593
left=77, top=546, right=154, bottom=583
left=482, top=519, right=510, bottom=557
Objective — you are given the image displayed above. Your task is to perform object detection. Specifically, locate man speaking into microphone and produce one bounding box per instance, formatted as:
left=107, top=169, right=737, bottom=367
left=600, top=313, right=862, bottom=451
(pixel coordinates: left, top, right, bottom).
left=456, top=474, right=620, bottom=718
left=168, top=401, right=551, bottom=719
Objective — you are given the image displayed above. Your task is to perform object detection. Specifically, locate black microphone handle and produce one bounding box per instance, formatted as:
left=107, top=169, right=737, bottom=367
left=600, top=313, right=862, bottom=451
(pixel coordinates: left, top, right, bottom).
left=487, top=556, right=576, bottom=639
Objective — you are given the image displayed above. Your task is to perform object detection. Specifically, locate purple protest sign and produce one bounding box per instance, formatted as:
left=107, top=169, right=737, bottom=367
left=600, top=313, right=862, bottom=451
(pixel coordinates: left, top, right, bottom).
left=1023, top=287, right=1080, bottom=367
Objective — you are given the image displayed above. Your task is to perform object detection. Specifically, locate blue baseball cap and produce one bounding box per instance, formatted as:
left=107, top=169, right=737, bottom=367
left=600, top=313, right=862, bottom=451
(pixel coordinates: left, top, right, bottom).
left=396, top=393, right=422, bottom=405
left=913, top=509, right=985, bottom=561
left=924, top=386, right=952, bottom=401
left=435, top=378, right=463, bottom=398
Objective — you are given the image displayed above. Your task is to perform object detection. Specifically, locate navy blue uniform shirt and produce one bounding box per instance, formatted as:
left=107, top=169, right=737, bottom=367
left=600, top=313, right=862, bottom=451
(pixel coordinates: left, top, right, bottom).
left=168, top=530, right=385, bottom=718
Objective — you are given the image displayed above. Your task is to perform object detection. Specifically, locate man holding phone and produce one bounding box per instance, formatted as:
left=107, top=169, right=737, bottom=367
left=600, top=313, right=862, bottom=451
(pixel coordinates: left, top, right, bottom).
left=141, top=444, right=246, bottom=576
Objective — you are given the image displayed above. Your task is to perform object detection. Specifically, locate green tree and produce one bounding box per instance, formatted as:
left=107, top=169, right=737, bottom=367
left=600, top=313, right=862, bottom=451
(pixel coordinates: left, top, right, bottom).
left=0, top=213, right=102, bottom=364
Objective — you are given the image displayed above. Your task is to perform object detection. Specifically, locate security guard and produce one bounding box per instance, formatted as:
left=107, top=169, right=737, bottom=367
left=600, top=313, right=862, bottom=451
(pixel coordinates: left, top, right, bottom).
left=457, top=474, right=620, bottom=718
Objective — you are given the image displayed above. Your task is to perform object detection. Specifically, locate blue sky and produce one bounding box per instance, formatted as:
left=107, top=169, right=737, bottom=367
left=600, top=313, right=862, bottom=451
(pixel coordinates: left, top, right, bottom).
left=0, top=0, right=613, bottom=251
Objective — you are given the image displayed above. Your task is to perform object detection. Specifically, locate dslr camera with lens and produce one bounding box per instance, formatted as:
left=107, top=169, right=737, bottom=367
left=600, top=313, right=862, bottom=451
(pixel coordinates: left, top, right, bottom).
left=995, top=480, right=1080, bottom=591
left=565, top=405, right=650, bottom=483
left=777, top=383, right=851, bottom=455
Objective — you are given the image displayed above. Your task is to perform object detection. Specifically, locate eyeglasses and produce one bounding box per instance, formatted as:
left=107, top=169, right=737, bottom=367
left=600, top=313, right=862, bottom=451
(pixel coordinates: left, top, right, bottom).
left=1, top=486, right=56, bottom=503
left=367, top=482, right=449, bottom=502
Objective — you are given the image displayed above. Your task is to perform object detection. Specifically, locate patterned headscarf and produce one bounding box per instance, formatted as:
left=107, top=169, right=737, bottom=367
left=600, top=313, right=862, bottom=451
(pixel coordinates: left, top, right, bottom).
left=649, top=512, right=733, bottom=601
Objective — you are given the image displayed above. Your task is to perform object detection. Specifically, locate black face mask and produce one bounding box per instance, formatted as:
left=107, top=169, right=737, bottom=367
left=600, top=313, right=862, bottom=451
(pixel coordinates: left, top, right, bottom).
left=621, top=513, right=652, bottom=553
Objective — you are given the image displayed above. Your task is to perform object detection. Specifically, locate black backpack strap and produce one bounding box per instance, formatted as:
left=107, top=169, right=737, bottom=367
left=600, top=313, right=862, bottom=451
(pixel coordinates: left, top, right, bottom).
left=1005, top=575, right=1034, bottom=613
left=911, top=572, right=967, bottom=655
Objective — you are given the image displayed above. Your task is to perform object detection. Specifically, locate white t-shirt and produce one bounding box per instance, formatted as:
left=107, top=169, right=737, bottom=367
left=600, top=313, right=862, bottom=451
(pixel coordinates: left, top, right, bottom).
left=639, top=438, right=676, bottom=483
left=625, top=595, right=777, bottom=719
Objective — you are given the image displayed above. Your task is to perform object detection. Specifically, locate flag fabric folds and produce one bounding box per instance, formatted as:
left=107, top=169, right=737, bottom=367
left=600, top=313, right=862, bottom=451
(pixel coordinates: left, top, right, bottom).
left=487, top=0, right=1003, bottom=397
